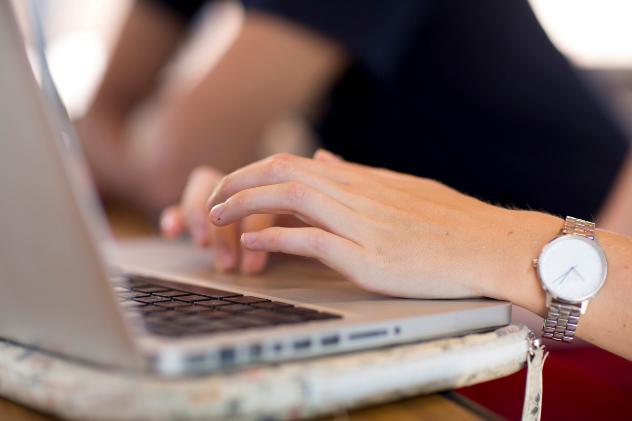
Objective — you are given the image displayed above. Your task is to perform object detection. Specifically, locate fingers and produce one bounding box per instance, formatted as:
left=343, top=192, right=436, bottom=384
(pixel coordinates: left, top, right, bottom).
left=209, top=222, right=240, bottom=271
left=160, top=206, right=185, bottom=239
left=241, top=227, right=365, bottom=280
left=163, top=166, right=240, bottom=271
left=208, top=153, right=363, bottom=210
left=182, top=166, right=223, bottom=246
left=239, top=214, right=275, bottom=274
left=210, top=182, right=366, bottom=244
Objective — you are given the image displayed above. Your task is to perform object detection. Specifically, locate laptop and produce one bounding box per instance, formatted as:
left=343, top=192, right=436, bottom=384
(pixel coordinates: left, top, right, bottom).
left=0, top=2, right=510, bottom=376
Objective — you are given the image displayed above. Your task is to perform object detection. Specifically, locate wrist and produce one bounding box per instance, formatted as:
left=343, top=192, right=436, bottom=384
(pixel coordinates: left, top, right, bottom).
left=486, top=210, right=562, bottom=316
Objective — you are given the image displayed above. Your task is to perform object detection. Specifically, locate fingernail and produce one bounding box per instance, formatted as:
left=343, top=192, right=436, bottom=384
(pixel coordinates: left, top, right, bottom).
left=210, top=203, right=225, bottom=224
left=241, top=232, right=258, bottom=248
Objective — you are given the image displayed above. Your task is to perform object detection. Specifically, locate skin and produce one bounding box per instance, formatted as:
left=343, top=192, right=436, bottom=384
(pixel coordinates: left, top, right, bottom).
left=77, top=2, right=345, bottom=272
left=82, top=2, right=632, bottom=277
left=195, top=150, right=631, bottom=359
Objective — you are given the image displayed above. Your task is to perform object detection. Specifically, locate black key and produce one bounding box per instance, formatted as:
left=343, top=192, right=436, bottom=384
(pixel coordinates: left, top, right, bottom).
left=198, top=310, right=232, bottom=319
left=138, top=305, right=168, bottom=314
left=134, top=296, right=172, bottom=304
left=263, top=312, right=307, bottom=323
left=119, top=291, right=150, bottom=300
left=174, top=295, right=214, bottom=303
left=247, top=309, right=280, bottom=318
left=144, top=323, right=184, bottom=337
left=190, top=323, right=234, bottom=334
left=220, top=304, right=256, bottom=313
left=132, top=285, right=171, bottom=293
left=196, top=300, right=232, bottom=308
left=218, top=318, right=261, bottom=329
left=171, top=317, right=206, bottom=327
left=142, top=314, right=171, bottom=324
left=251, top=301, right=294, bottom=310
left=154, top=290, right=190, bottom=298
left=176, top=315, right=209, bottom=324
left=187, top=318, right=234, bottom=330
left=176, top=305, right=212, bottom=313
left=225, top=296, right=270, bottom=305
left=155, top=311, right=183, bottom=320
left=233, top=316, right=278, bottom=328
left=155, top=301, right=192, bottom=309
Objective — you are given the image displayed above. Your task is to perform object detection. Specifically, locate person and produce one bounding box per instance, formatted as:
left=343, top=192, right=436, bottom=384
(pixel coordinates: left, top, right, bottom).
left=79, top=0, right=632, bottom=274
left=166, top=150, right=632, bottom=359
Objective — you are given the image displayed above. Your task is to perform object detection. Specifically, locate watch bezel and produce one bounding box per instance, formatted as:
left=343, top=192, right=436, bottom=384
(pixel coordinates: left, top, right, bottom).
left=537, top=234, right=608, bottom=303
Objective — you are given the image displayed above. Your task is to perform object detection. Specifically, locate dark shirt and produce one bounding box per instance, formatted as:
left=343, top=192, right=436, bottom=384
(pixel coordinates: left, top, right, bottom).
left=148, top=0, right=629, bottom=220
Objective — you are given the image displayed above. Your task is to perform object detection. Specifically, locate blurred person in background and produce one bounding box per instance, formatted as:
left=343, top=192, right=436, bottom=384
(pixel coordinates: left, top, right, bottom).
left=77, top=0, right=632, bottom=274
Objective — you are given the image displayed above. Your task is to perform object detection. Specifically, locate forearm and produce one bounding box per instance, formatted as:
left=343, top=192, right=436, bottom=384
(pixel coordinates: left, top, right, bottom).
left=123, top=98, right=265, bottom=210
left=599, top=155, right=632, bottom=237
left=493, top=210, right=632, bottom=359
left=90, top=1, right=185, bottom=116
left=103, top=12, right=346, bottom=211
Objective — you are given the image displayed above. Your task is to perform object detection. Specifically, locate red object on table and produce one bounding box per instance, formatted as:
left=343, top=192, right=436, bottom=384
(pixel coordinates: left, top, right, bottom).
left=457, top=345, right=632, bottom=420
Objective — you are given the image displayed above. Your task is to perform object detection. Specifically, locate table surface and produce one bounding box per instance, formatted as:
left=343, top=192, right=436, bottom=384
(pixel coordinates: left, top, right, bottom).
left=0, top=207, right=493, bottom=420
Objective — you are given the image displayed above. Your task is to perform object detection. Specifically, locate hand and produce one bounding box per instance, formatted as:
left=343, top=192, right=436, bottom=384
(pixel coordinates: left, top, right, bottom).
left=206, top=150, right=562, bottom=299
left=75, top=111, right=128, bottom=200
left=160, top=166, right=275, bottom=273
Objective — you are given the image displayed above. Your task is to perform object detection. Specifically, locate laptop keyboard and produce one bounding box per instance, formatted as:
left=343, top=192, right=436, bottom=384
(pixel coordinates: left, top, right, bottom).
left=114, top=275, right=342, bottom=337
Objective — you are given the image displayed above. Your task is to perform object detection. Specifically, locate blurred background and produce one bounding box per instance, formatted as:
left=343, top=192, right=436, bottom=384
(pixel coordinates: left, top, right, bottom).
left=10, top=1, right=632, bottom=419
left=15, top=0, right=632, bottom=147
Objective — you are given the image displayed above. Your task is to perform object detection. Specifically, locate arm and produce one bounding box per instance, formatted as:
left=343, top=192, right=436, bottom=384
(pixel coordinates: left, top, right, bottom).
left=80, top=10, right=346, bottom=211
left=599, top=155, right=632, bottom=237
left=204, top=151, right=632, bottom=359
left=76, top=1, right=187, bottom=199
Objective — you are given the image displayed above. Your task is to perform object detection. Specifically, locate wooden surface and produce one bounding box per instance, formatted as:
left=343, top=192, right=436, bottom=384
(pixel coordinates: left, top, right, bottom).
left=0, top=207, right=491, bottom=420
left=0, top=394, right=487, bottom=420
left=0, top=394, right=486, bottom=421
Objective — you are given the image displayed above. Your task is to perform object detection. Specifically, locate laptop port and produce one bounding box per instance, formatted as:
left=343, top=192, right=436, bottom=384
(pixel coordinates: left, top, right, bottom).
left=293, top=339, right=311, bottom=350
left=219, top=347, right=236, bottom=365
left=249, top=344, right=263, bottom=359
left=186, top=353, right=206, bottom=364
left=321, top=335, right=340, bottom=346
left=349, top=329, right=387, bottom=341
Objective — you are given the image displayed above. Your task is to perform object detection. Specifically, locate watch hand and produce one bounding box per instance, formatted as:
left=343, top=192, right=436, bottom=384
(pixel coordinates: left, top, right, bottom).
left=570, top=266, right=587, bottom=283
left=552, top=266, right=575, bottom=286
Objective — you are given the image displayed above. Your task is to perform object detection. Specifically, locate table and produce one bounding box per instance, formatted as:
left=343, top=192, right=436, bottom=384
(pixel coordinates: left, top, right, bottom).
left=0, top=207, right=497, bottom=420
left=0, top=393, right=491, bottom=420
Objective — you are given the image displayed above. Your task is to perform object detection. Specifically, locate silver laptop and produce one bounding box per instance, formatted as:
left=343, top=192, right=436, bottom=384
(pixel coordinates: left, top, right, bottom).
left=0, top=2, right=510, bottom=376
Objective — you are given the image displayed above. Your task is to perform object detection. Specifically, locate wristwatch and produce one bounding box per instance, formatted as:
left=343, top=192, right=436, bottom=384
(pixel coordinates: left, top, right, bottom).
left=533, top=216, right=607, bottom=342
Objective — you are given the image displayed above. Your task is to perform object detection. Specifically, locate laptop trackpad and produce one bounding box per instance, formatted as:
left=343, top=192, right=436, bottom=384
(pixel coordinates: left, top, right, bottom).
left=114, top=237, right=385, bottom=304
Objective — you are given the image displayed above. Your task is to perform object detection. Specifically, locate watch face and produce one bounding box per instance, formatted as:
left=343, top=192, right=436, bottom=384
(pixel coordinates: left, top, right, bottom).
left=538, top=235, right=607, bottom=302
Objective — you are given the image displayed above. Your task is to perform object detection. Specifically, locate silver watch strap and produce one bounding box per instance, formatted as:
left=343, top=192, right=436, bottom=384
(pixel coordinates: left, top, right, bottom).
left=542, top=216, right=595, bottom=343
left=561, top=216, right=595, bottom=239
left=542, top=300, right=581, bottom=342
